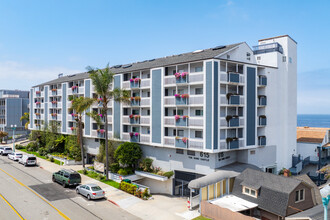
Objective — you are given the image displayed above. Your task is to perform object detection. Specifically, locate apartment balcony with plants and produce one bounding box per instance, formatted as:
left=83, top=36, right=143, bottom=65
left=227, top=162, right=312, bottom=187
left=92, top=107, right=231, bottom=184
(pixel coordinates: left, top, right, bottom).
left=164, top=61, right=204, bottom=86
left=68, top=80, right=84, bottom=95
left=49, top=84, right=62, bottom=97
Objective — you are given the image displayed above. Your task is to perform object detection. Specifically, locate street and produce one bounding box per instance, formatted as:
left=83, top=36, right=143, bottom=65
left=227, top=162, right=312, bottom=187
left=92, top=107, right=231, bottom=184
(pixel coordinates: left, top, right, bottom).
left=0, top=155, right=140, bottom=220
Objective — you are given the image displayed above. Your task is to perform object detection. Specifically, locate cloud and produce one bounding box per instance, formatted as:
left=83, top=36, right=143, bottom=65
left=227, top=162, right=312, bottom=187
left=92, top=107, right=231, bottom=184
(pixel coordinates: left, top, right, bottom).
left=0, top=60, right=81, bottom=90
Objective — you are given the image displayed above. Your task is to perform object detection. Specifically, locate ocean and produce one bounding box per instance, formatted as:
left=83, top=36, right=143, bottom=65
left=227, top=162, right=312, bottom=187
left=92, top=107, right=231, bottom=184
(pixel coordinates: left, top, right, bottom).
left=297, top=114, right=330, bottom=128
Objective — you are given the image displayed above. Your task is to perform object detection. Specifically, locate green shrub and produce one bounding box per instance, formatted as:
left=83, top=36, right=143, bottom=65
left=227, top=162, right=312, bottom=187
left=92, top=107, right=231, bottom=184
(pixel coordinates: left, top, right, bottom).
left=140, top=158, right=153, bottom=172
left=120, top=181, right=137, bottom=195
left=163, top=171, right=174, bottom=178
left=38, top=147, right=48, bottom=156
left=97, top=174, right=105, bottom=181
left=26, top=142, right=38, bottom=152
left=114, top=142, right=142, bottom=169
left=49, top=157, right=54, bottom=162
left=83, top=169, right=88, bottom=175
left=118, top=168, right=128, bottom=176
left=110, top=163, right=120, bottom=173
left=142, top=188, right=151, bottom=199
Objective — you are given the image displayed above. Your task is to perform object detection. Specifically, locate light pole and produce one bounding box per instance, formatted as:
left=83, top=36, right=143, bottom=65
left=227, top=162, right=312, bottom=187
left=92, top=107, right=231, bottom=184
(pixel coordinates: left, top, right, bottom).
left=10, top=125, right=17, bottom=152
left=320, top=185, right=330, bottom=220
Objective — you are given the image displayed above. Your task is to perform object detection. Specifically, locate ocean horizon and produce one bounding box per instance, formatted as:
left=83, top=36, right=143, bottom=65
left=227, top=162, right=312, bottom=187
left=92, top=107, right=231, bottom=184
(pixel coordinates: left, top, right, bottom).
left=297, top=114, right=330, bottom=128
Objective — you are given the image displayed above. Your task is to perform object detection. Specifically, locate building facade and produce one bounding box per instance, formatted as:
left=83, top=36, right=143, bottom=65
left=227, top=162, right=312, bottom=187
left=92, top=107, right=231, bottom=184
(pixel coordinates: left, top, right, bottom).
left=0, top=90, right=30, bottom=135
left=29, top=35, right=297, bottom=194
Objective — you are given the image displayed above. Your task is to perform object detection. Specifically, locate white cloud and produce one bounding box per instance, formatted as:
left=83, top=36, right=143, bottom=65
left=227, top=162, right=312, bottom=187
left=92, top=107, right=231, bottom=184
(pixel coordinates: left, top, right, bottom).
left=0, top=60, right=81, bottom=90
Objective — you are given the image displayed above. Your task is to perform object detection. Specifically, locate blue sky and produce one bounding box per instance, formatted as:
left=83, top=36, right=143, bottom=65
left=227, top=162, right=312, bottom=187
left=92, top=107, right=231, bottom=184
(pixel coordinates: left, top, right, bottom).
left=0, top=0, right=329, bottom=114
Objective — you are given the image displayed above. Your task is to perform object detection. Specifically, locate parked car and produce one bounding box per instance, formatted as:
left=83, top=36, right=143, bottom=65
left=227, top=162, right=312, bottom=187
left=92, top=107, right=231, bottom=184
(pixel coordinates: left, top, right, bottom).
left=52, top=169, right=81, bottom=188
left=8, top=152, right=23, bottom=161
left=76, top=184, right=105, bottom=200
left=18, top=154, right=37, bottom=166
left=0, top=147, right=12, bottom=156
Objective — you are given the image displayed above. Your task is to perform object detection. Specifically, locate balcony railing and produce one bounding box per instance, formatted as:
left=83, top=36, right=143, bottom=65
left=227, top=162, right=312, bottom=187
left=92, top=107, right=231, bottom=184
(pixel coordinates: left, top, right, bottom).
left=175, top=117, right=188, bottom=127
left=122, top=132, right=130, bottom=141
left=164, top=97, right=175, bottom=105
left=189, top=95, right=203, bottom=105
left=228, top=117, right=239, bottom=127
left=130, top=117, right=140, bottom=124
left=141, top=79, right=150, bottom=87
left=176, top=76, right=188, bottom=84
left=140, top=116, right=150, bottom=125
left=259, top=96, right=267, bottom=106
left=259, top=76, right=267, bottom=86
left=189, top=138, right=203, bottom=149
left=258, top=136, right=266, bottom=146
left=220, top=73, right=244, bottom=84
left=259, top=116, right=267, bottom=126
left=164, top=136, right=175, bottom=146
left=130, top=134, right=140, bottom=142
left=140, top=97, right=150, bottom=106
left=122, top=116, right=130, bottom=124
left=228, top=95, right=240, bottom=105
left=107, top=115, right=113, bottom=123
left=175, top=138, right=188, bottom=148
left=253, top=42, right=283, bottom=55
left=176, top=97, right=188, bottom=105
left=164, top=76, right=176, bottom=85
left=164, top=116, right=175, bottom=126
left=140, top=134, right=150, bottom=143
left=189, top=73, right=204, bottom=83
left=122, top=81, right=130, bottom=89
left=189, top=117, right=203, bottom=127
left=130, top=80, right=140, bottom=89
left=131, top=100, right=140, bottom=106
left=228, top=72, right=239, bottom=83
left=227, top=139, right=239, bottom=149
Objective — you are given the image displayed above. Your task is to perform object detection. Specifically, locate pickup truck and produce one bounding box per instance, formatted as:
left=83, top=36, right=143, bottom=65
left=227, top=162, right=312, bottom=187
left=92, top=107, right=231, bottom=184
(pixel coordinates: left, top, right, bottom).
left=0, top=147, right=13, bottom=156
left=52, top=169, right=81, bottom=188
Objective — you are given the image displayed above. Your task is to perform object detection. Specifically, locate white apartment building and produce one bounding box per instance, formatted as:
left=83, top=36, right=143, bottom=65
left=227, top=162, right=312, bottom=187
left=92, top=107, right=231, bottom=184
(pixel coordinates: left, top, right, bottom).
left=29, top=35, right=297, bottom=195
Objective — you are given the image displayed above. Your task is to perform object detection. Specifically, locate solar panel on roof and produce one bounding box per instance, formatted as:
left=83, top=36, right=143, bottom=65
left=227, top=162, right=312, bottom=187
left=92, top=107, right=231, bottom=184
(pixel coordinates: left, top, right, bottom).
left=122, top=64, right=132, bottom=68
left=113, top=65, right=122, bottom=68
left=212, top=45, right=226, bottom=50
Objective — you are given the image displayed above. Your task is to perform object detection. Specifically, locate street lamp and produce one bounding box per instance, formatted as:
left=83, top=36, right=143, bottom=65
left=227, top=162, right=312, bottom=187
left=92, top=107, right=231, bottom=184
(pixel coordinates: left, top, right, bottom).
left=10, top=125, right=17, bottom=152
left=320, top=185, right=330, bottom=220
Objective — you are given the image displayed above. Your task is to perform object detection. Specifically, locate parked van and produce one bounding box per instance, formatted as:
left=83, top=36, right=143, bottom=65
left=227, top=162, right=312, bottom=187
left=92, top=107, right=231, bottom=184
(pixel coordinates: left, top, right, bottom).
left=18, top=154, right=37, bottom=166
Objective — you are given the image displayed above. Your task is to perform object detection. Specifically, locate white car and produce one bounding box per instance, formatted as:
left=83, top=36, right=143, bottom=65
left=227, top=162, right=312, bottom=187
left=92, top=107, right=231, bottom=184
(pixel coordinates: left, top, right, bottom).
left=18, top=154, right=37, bottom=166
left=0, top=147, right=12, bottom=156
left=8, top=152, right=23, bottom=161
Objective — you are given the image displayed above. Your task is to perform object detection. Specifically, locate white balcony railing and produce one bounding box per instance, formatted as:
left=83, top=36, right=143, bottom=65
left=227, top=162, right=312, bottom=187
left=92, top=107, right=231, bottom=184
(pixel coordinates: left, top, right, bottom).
left=164, top=136, right=175, bottom=146
left=140, top=116, right=150, bottom=125
left=107, top=115, right=113, bottom=123
left=189, top=138, right=204, bottom=149
left=122, top=132, right=130, bottom=141
left=220, top=95, right=245, bottom=105
left=141, top=79, right=150, bottom=87
left=220, top=72, right=244, bottom=84
left=122, top=116, right=130, bottom=124
left=164, top=97, right=175, bottom=105
left=189, top=95, right=204, bottom=105
left=164, top=76, right=176, bottom=85
left=189, top=117, right=203, bottom=127
left=140, top=134, right=150, bottom=143
left=122, top=81, right=130, bottom=89
left=164, top=116, right=175, bottom=126
left=189, top=73, right=204, bottom=83
left=141, top=97, right=150, bottom=106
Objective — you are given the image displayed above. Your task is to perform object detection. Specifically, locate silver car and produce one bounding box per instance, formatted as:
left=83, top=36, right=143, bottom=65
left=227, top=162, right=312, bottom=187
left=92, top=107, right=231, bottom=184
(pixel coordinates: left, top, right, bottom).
left=76, top=184, right=105, bottom=200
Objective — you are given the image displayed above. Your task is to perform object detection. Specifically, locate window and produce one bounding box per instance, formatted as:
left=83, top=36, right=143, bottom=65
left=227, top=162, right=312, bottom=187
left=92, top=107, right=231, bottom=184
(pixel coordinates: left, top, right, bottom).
left=132, top=127, right=139, bottom=132
left=195, top=88, right=203, bottom=95
left=173, top=130, right=176, bottom=136
left=242, top=186, right=257, bottom=198
left=165, top=89, right=169, bottom=96
left=147, top=110, right=150, bottom=116
left=227, top=54, right=230, bottom=59
left=177, top=130, right=184, bottom=137
left=147, top=92, right=150, bottom=97
left=195, top=110, right=203, bottom=116
left=177, top=109, right=183, bottom=115
left=176, top=149, right=184, bottom=154
left=295, top=189, right=305, bottom=202
left=165, top=108, right=168, bottom=116
left=123, top=108, right=129, bottom=115
left=195, top=66, right=203, bottom=72
left=95, top=139, right=99, bottom=142
left=165, top=127, right=168, bottom=136
left=289, top=57, right=292, bottom=63
left=283, top=56, right=287, bottom=62
left=195, top=131, right=203, bottom=138
left=187, top=150, right=195, bottom=156
left=257, top=56, right=261, bottom=60
left=123, top=125, right=128, bottom=132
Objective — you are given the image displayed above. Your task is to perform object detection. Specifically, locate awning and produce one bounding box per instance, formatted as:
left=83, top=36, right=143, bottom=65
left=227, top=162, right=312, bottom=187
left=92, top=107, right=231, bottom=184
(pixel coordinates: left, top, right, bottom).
left=210, top=195, right=258, bottom=212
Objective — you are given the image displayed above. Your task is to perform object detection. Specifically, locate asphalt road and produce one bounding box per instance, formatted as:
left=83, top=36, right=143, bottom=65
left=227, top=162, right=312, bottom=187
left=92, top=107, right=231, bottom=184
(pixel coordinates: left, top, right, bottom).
left=0, top=155, right=140, bottom=220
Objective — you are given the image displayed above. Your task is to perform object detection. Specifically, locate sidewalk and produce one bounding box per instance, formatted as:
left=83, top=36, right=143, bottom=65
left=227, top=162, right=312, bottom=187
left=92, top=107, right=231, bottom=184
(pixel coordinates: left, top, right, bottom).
left=2, top=141, right=199, bottom=220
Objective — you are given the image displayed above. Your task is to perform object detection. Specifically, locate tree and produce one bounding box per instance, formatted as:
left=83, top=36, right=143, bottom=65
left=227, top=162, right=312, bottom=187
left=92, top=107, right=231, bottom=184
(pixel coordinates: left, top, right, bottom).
left=87, top=63, right=130, bottom=179
left=20, top=112, right=30, bottom=129
left=0, top=131, right=8, bottom=143
left=69, top=96, right=94, bottom=168
left=114, top=142, right=142, bottom=169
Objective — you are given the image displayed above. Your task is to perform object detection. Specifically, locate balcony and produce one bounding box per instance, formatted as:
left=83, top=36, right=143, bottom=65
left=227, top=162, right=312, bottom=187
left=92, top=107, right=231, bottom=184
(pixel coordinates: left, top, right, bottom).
left=130, top=133, right=140, bottom=142
left=140, top=116, right=150, bottom=125
left=71, top=86, right=79, bottom=94
left=259, top=116, right=267, bottom=126
left=189, top=138, right=203, bottom=150
left=259, top=76, right=267, bottom=86
left=189, top=73, right=204, bottom=84
left=164, top=136, right=175, bottom=146
left=228, top=95, right=240, bottom=105
left=140, top=97, right=150, bottom=106
left=140, top=79, right=150, bottom=88
left=130, top=79, right=140, bottom=89
left=164, top=76, right=176, bottom=85
left=259, top=96, right=267, bottom=106
left=122, top=81, right=130, bottom=89
left=189, top=95, right=204, bottom=105
left=227, top=116, right=239, bottom=127
left=175, top=138, right=188, bottom=148
left=189, top=117, right=203, bottom=127
left=164, top=97, right=175, bottom=106
left=253, top=42, right=283, bottom=55
left=228, top=72, right=240, bottom=83
left=130, top=115, right=140, bottom=124
left=67, top=128, right=77, bottom=135
left=164, top=116, right=175, bottom=126
left=122, top=116, right=130, bottom=124
left=107, top=115, right=113, bottom=123
left=131, top=98, right=140, bottom=106
left=97, top=130, right=105, bottom=138
left=258, top=136, right=266, bottom=146
left=122, top=132, right=130, bottom=141
left=175, top=95, right=189, bottom=105
left=175, top=116, right=188, bottom=127
left=227, top=138, right=239, bottom=149
left=140, top=134, right=150, bottom=143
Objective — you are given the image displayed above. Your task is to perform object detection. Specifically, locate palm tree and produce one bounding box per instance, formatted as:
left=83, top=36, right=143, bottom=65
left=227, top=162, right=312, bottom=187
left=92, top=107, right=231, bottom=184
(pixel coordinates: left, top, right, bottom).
left=20, top=112, right=30, bottom=129
left=70, top=96, right=94, bottom=169
left=87, top=63, right=130, bottom=180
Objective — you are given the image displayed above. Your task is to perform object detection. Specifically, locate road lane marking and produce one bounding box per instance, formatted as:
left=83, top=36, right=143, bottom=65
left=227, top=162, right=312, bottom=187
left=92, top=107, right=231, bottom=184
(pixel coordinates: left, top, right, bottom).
left=0, top=193, right=26, bottom=220
left=0, top=168, right=70, bottom=220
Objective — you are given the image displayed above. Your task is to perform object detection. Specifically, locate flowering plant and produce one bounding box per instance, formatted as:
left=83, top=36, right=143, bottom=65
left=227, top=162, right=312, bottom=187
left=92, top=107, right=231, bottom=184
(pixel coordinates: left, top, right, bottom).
left=181, top=94, right=189, bottom=99
left=71, top=113, right=78, bottom=117
left=174, top=94, right=181, bottom=98
left=36, top=91, right=41, bottom=94
left=97, top=97, right=103, bottom=102
left=182, top=115, right=189, bottom=119
left=36, top=101, right=41, bottom=105
left=130, top=97, right=135, bottom=101
left=51, top=101, right=57, bottom=104
left=134, top=78, right=141, bottom=83
left=134, top=96, right=141, bottom=101
left=174, top=72, right=181, bottom=78
left=129, top=114, right=134, bottom=119
left=134, top=132, right=139, bottom=137
left=35, top=113, right=40, bottom=116
left=130, top=78, right=134, bottom=82
left=181, top=72, right=188, bottom=78
left=98, top=113, right=103, bottom=117
left=175, top=136, right=180, bottom=140
left=129, top=132, right=134, bottom=137
left=97, top=129, right=105, bottom=134
left=51, top=113, right=57, bottom=117
left=134, top=115, right=140, bottom=120
left=182, top=137, right=188, bottom=143
left=51, top=88, right=57, bottom=92
left=71, top=127, right=76, bottom=131
left=175, top=115, right=180, bottom=121
left=71, top=85, right=78, bottom=90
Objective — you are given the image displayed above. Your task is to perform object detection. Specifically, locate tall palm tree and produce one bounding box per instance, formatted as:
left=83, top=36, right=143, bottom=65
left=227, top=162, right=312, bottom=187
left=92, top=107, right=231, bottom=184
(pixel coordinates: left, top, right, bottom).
left=20, top=112, right=30, bottom=129
left=87, top=63, right=130, bottom=180
left=70, top=96, right=94, bottom=168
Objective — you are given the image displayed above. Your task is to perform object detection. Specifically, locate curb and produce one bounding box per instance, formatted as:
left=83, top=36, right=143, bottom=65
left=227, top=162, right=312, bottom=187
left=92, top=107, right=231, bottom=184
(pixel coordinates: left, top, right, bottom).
left=108, top=199, right=120, bottom=207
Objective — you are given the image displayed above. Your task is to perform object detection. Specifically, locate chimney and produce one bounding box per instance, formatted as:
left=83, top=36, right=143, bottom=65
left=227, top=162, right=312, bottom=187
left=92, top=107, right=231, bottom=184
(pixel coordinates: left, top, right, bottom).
left=283, top=169, right=290, bottom=177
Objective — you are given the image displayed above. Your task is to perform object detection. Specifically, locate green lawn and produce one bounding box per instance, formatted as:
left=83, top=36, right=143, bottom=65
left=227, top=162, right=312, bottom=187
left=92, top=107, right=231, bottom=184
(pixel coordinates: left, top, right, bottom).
left=193, top=216, right=211, bottom=220
left=78, top=170, right=120, bottom=189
